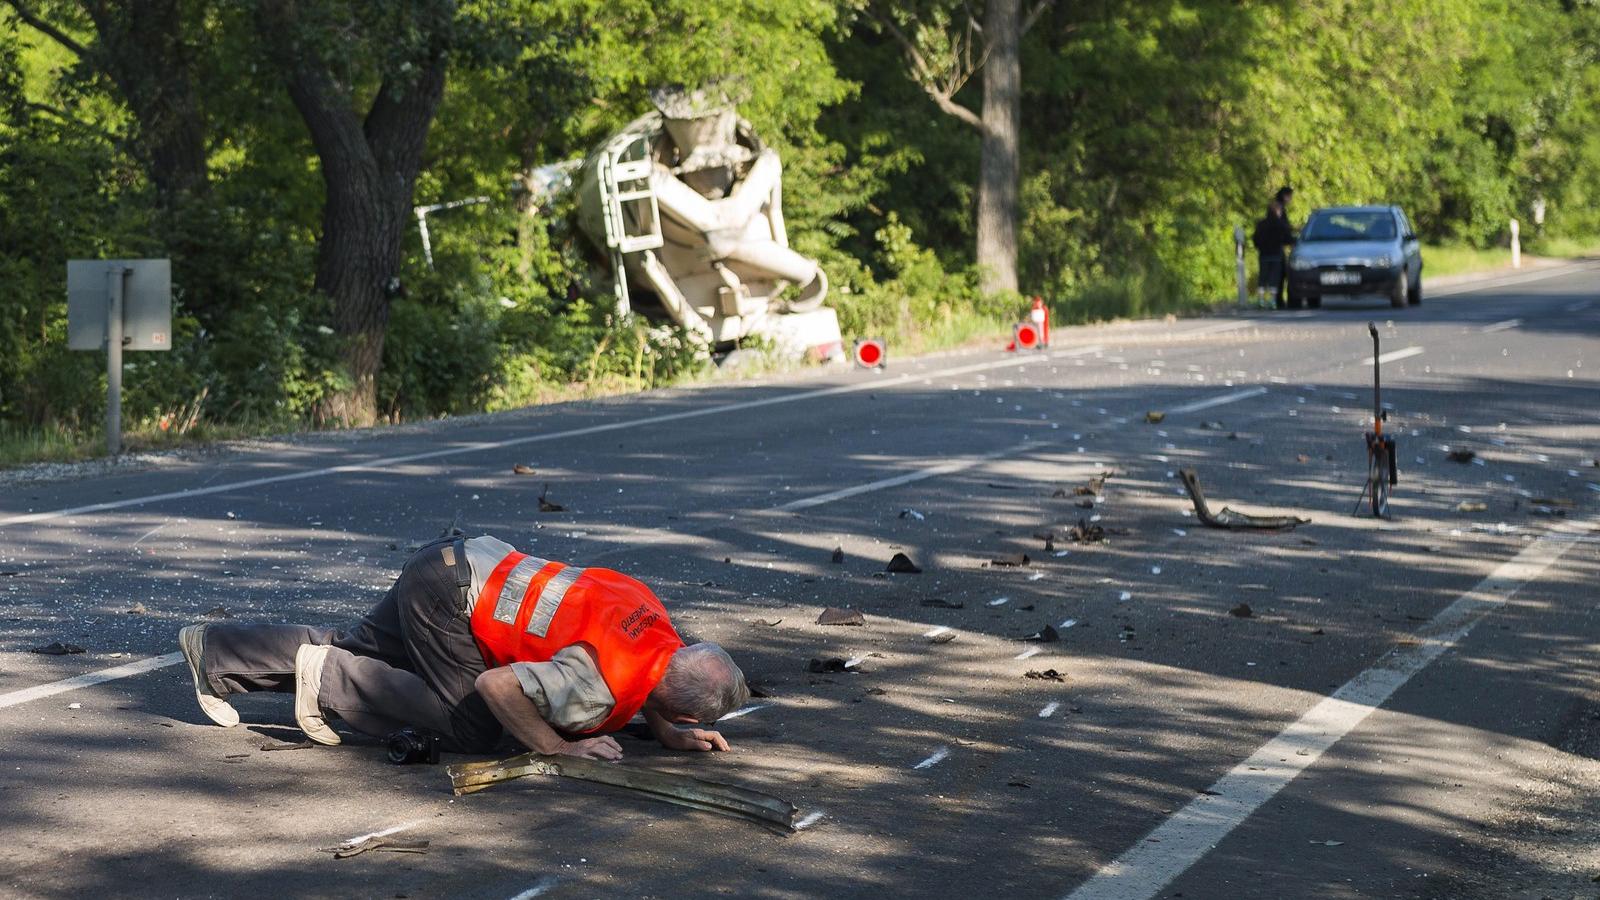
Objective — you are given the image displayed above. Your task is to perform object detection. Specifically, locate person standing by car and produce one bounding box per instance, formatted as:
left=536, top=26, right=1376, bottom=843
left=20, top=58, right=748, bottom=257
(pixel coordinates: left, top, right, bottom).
left=1252, top=199, right=1297, bottom=308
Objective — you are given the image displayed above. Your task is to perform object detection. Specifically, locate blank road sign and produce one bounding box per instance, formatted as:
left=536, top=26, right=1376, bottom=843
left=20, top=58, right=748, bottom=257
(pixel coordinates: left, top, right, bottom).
left=67, top=259, right=172, bottom=351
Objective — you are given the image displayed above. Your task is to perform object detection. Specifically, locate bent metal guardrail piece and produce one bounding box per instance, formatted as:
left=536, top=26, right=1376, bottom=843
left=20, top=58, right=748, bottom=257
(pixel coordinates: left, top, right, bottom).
left=447, top=752, right=798, bottom=833
left=1180, top=467, right=1312, bottom=530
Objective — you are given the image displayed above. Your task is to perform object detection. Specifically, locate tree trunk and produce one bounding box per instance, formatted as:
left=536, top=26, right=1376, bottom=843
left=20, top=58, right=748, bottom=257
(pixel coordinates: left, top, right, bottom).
left=262, top=2, right=450, bottom=427
left=82, top=0, right=210, bottom=207
left=977, top=0, right=1022, bottom=295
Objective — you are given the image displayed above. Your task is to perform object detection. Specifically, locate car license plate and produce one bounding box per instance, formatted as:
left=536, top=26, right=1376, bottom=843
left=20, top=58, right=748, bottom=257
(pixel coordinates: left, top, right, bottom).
left=1320, top=271, right=1361, bottom=285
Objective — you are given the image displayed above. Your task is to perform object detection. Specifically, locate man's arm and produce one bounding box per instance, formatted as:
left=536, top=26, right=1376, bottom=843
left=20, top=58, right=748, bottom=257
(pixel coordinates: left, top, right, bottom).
left=643, top=704, right=730, bottom=752
left=475, top=667, right=622, bottom=760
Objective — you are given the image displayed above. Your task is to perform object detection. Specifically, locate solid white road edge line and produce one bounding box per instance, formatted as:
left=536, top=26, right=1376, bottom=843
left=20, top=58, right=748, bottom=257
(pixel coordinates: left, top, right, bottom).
left=1361, top=345, right=1425, bottom=366
left=1062, top=516, right=1594, bottom=900
left=0, top=652, right=182, bottom=710
left=0, top=350, right=1107, bottom=530
left=1480, top=318, right=1521, bottom=333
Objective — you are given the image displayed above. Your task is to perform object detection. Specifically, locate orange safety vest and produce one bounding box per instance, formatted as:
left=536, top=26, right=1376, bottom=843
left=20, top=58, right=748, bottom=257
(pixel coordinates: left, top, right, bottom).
left=469, top=551, right=684, bottom=735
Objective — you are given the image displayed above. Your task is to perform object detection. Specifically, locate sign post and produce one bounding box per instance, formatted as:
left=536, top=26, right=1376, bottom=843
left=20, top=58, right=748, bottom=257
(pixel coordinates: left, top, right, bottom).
left=67, top=259, right=172, bottom=455
left=1234, top=225, right=1248, bottom=307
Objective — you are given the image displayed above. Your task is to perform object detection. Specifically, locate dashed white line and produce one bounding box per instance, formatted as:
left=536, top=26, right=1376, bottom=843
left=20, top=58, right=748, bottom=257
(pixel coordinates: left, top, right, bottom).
left=1182, top=321, right=1253, bottom=338
left=1165, top=387, right=1269, bottom=415
left=1015, top=647, right=1043, bottom=660
left=1063, top=516, right=1594, bottom=900
left=1361, top=345, right=1425, bottom=366
left=1039, top=702, right=1061, bottom=718
left=913, top=747, right=951, bottom=770
left=0, top=652, right=182, bottom=710
left=1480, top=318, right=1521, bottom=333
left=776, top=440, right=1036, bottom=512
left=340, top=820, right=423, bottom=848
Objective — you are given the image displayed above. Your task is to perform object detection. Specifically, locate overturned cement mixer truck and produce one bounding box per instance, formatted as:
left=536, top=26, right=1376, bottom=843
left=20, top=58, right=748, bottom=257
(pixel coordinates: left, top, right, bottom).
left=571, top=86, right=845, bottom=363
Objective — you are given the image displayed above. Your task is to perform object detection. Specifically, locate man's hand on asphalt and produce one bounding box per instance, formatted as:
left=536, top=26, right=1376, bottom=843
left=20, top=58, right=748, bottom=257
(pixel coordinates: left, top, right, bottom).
left=660, top=727, right=730, bottom=752
left=559, top=735, right=624, bottom=760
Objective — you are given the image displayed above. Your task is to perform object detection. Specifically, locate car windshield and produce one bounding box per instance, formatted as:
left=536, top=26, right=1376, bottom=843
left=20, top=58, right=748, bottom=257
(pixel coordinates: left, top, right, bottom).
left=1302, top=211, right=1397, bottom=242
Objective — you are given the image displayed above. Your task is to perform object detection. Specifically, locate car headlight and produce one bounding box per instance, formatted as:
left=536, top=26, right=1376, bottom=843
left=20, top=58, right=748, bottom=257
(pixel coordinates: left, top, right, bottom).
left=1289, top=257, right=1315, bottom=270
left=1374, top=255, right=1392, bottom=268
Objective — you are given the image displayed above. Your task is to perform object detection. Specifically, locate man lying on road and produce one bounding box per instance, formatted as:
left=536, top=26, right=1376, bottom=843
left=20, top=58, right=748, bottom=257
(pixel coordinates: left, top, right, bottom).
left=176, top=534, right=748, bottom=760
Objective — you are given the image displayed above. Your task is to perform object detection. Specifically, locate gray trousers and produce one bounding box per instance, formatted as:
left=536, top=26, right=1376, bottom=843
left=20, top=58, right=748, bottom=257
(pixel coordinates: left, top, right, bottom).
left=199, top=537, right=504, bottom=753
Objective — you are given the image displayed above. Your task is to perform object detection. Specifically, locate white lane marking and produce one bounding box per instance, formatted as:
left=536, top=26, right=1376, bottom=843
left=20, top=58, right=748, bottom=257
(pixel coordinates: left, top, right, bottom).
left=989, top=597, right=1011, bottom=607
left=1182, top=321, right=1253, bottom=338
left=720, top=704, right=770, bottom=721
left=1052, top=345, right=1108, bottom=361
left=1565, top=300, right=1592, bottom=313
left=0, top=354, right=1067, bottom=529
left=776, top=440, right=1036, bottom=512
left=1361, top=345, right=1424, bottom=366
left=0, top=652, right=182, bottom=710
left=506, top=876, right=560, bottom=900
left=1015, top=647, right=1043, bottom=660
left=1165, top=387, right=1269, bottom=416
left=1063, top=517, right=1593, bottom=900
left=913, top=747, right=951, bottom=770
left=1428, top=261, right=1596, bottom=298
left=924, top=625, right=952, bottom=638
left=794, top=810, right=826, bottom=830
left=1040, top=702, right=1061, bottom=718
left=1479, top=318, right=1521, bottom=333
left=340, top=820, right=423, bottom=848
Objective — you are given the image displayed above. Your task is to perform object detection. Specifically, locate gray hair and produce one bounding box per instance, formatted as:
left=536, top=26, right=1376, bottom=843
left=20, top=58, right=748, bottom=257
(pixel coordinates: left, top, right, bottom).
left=655, top=642, right=749, bottom=723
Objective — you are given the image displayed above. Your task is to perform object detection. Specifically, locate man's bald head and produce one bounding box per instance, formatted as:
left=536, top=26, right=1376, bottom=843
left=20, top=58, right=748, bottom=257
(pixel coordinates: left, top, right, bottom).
left=653, top=642, right=749, bottom=723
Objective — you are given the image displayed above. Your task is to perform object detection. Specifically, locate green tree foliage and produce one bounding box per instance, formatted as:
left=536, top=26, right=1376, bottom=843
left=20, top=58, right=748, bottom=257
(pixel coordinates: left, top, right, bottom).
left=2, top=0, right=1599, bottom=451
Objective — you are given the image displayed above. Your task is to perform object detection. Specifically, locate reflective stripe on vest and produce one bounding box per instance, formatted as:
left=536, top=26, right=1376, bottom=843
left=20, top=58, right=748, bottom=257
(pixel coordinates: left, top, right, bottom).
left=526, top=565, right=584, bottom=637
left=493, top=554, right=550, bottom=624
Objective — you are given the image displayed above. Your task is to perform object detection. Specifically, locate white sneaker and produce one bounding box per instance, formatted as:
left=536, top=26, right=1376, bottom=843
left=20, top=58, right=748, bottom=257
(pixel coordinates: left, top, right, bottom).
left=294, top=644, right=341, bottom=745
left=177, top=625, right=239, bottom=727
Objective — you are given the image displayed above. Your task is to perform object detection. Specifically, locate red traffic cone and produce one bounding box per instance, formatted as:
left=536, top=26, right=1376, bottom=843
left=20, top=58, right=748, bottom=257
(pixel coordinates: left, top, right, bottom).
left=1013, top=321, right=1042, bottom=350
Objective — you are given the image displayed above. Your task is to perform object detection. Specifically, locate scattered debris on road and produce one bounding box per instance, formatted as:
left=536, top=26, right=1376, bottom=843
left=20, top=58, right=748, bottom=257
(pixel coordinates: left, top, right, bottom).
left=30, top=642, right=85, bottom=655
left=448, top=752, right=798, bottom=832
left=817, top=607, right=865, bottom=626
left=1456, top=501, right=1487, bottom=513
left=830, top=547, right=844, bottom=564
left=124, top=603, right=149, bottom=615
left=752, top=618, right=782, bottom=627
left=1025, top=669, right=1067, bottom=682
left=260, top=740, right=315, bottom=752
left=920, top=598, right=963, bottom=609
left=1179, top=468, right=1311, bottom=530
left=807, top=657, right=851, bottom=673
left=537, top=484, right=566, bottom=512
left=1446, top=449, right=1476, bottom=463
left=204, top=606, right=232, bottom=618
left=886, top=552, right=922, bottom=574
left=1146, top=411, right=1166, bottom=424
left=512, top=463, right=536, bottom=475
left=899, top=508, right=926, bottom=520
left=991, top=553, right=1031, bottom=567
left=1229, top=603, right=1254, bottom=618
left=929, top=632, right=957, bottom=644
left=1068, top=519, right=1106, bottom=543
left=1022, top=624, right=1060, bottom=642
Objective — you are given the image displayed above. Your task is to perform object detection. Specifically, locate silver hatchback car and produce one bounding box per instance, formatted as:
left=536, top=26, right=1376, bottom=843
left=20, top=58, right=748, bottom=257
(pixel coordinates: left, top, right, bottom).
left=1286, top=205, right=1423, bottom=309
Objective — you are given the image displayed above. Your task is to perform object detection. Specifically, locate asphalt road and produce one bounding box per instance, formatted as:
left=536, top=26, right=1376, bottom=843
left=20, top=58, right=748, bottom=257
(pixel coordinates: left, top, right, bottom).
left=2, top=264, right=1598, bottom=899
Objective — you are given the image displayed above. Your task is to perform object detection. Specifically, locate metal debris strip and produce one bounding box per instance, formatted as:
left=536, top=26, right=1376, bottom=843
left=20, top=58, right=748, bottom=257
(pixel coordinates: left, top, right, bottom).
left=322, top=838, right=430, bottom=859
left=448, top=753, right=798, bottom=833
left=1179, top=468, right=1311, bottom=530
